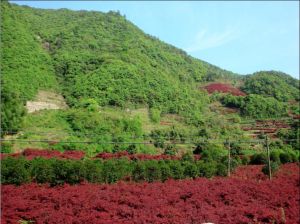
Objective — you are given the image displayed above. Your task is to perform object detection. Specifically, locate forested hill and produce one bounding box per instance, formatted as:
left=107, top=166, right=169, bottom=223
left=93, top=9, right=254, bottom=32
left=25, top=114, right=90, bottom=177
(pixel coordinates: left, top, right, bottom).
left=0, top=2, right=241, bottom=130
left=1, top=2, right=236, bottom=107
left=242, top=71, right=299, bottom=102
left=1, top=2, right=299, bottom=154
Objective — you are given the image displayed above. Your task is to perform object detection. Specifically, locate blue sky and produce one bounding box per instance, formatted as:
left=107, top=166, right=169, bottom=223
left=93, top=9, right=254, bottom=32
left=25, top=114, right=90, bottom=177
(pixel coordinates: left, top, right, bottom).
left=13, top=1, right=299, bottom=78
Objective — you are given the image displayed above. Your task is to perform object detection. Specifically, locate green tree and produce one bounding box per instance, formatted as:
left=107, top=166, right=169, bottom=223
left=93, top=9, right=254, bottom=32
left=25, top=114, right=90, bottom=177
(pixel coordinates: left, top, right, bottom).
left=30, top=158, right=54, bottom=183
left=149, top=108, right=161, bottom=123
left=1, top=157, right=30, bottom=185
left=0, top=86, right=26, bottom=136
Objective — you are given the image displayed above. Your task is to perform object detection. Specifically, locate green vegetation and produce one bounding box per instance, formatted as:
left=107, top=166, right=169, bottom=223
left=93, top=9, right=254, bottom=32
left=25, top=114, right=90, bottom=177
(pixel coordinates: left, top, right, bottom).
left=0, top=87, right=26, bottom=136
left=262, top=161, right=279, bottom=176
left=15, top=109, right=154, bottom=155
left=1, top=2, right=299, bottom=156
left=221, top=94, right=287, bottom=118
left=1, top=156, right=234, bottom=185
left=1, top=2, right=242, bottom=140
left=1, top=156, right=30, bottom=185
left=1, top=3, right=59, bottom=134
left=250, top=150, right=299, bottom=165
left=1, top=3, right=59, bottom=99
left=242, top=71, right=299, bottom=102
left=277, top=120, right=300, bottom=150
left=1, top=2, right=215, bottom=115
left=149, top=108, right=161, bottom=123
left=290, top=104, right=300, bottom=115
left=11, top=106, right=249, bottom=154
left=0, top=142, right=13, bottom=153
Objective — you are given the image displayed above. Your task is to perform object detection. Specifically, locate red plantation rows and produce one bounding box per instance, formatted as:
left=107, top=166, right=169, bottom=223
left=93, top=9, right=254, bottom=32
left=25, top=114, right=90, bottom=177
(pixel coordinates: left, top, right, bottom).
left=0, top=149, right=188, bottom=160
left=242, top=119, right=292, bottom=139
left=255, top=120, right=290, bottom=128
left=95, top=151, right=180, bottom=160
left=231, top=165, right=267, bottom=181
left=1, top=164, right=299, bottom=224
left=0, top=149, right=85, bottom=160
left=204, top=83, right=247, bottom=96
left=294, top=114, right=300, bottom=119
left=242, top=127, right=279, bottom=131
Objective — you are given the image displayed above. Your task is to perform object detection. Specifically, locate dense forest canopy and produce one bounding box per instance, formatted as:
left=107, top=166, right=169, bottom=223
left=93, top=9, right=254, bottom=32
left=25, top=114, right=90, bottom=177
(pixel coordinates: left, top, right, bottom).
left=221, top=94, right=288, bottom=119
left=242, top=71, right=299, bottom=102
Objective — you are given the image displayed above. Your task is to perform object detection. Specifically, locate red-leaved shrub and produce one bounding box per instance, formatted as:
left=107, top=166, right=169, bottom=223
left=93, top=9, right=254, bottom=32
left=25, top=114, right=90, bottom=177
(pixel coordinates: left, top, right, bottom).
left=204, top=83, right=246, bottom=96
left=1, top=148, right=85, bottom=160
left=94, top=151, right=180, bottom=160
left=1, top=164, right=299, bottom=224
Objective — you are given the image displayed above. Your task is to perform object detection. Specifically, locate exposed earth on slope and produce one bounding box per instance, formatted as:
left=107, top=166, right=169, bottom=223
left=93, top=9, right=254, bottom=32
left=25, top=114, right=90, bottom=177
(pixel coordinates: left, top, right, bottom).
left=26, top=91, right=68, bottom=113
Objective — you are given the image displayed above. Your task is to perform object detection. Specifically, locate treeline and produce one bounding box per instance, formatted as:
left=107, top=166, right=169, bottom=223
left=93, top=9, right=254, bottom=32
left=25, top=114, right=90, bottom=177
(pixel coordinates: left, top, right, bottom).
left=250, top=149, right=299, bottom=175
left=2, top=148, right=298, bottom=186
left=1, top=149, right=245, bottom=185
left=0, top=157, right=227, bottom=185
left=250, top=149, right=299, bottom=165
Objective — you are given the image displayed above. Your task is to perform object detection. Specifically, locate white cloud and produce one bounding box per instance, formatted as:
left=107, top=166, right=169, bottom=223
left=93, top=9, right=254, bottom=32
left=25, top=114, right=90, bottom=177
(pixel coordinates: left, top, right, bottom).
left=185, top=27, right=240, bottom=52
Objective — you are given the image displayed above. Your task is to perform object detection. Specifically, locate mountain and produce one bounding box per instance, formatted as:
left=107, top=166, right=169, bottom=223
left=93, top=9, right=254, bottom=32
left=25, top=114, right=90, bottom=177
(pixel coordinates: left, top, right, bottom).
left=1, top=2, right=299, bottom=154
left=1, top=2, right=238, bottom=108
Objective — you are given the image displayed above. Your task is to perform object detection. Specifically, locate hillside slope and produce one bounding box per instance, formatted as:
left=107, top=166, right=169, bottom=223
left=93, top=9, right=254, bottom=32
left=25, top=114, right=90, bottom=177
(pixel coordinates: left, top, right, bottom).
left=242, top=71, right=299, bottom=102
left=0, top=2, right=243, bottom=131
left=4, top=3, right=238, bottom=111
left=1, top=2, right=299, bottom=154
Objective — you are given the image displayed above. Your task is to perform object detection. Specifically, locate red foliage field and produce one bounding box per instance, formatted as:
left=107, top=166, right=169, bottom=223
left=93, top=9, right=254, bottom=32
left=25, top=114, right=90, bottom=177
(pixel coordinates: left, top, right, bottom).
left=2, top=164, right=299, bottom=224
left=204, top=83, right=246, bottom=96
left=95, top=151, right=180, bottom=160
left=231, top=165, right=267, bottom=181
left=1, top=148, right=85, bottom=160
left=1, top=149, right=189, bottom=161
